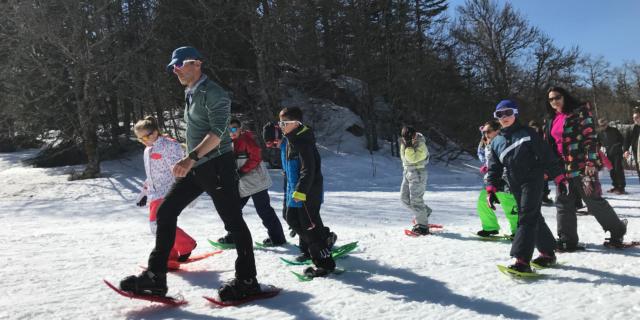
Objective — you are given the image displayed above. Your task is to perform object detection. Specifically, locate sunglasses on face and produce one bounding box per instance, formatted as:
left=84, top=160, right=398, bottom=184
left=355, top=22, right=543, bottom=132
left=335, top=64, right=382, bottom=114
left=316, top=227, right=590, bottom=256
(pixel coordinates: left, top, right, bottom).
left=229, top=127, right=239, bottom=133
left=493, top=108, right=517, bottom=119
left=137, top=132, right=154, bottom=142
left=548, top=95, right=563, bottom=102
left=278, top=120, right=298, bottom=128
left=174, top=59, right=198, bottom=70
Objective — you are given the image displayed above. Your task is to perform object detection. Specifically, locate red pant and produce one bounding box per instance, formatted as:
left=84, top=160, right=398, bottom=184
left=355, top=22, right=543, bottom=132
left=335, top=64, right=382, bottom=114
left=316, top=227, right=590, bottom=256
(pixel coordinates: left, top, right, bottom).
left=150, top=199, right=197, bottom=260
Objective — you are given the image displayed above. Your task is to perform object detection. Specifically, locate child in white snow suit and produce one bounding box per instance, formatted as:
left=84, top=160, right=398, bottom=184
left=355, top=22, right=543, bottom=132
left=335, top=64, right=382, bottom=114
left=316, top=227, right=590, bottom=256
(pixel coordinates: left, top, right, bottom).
left=399, top=126, right=432, bottom=235
left=279, top=106, right=336, bottom=278
left=486, top=100, right=562, bottom=273
left=134, top=116, right=197, bottom=262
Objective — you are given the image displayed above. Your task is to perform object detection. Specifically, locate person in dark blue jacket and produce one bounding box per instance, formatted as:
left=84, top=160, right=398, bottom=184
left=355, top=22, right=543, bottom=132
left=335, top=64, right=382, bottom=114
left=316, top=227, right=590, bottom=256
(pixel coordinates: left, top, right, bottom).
left=486, top=100, right=565, bottom=273
left=279, top=107, right=336, bottom=277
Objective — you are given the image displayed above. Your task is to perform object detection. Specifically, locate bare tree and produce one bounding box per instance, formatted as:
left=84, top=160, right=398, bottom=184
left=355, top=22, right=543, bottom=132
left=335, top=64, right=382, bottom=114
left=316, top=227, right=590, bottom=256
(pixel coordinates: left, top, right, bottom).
left=452, top=0, right=539, bottom=99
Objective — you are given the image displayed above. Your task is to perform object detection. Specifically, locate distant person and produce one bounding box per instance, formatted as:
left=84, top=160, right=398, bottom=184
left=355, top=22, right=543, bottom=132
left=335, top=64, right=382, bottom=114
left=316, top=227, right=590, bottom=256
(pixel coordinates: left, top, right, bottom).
left=486, top=100, right=561, bottom=273
left=216, top=118, right=287, bottom=247
left=133, top=116, right=197, bottom=264
left=597, top=118, right=626, bottom=194
left=623, top=107, right=640, bottom=184
left=262, top=121, right=283, bottom=169
left=544, top=86, right=627, bottom=250
left=399, top=125, right=432, bottom=235
left=476, top=120, right=518, bottom=237
left=279, top=106, right=336, bottom=278
left=120, top=46, right=261, bottom=302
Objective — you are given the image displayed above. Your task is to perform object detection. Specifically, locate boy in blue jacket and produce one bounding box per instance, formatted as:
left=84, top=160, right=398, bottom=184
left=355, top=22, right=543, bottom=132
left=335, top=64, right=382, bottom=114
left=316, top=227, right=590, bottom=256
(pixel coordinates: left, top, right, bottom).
left=279, top=107, right=336, bottom=277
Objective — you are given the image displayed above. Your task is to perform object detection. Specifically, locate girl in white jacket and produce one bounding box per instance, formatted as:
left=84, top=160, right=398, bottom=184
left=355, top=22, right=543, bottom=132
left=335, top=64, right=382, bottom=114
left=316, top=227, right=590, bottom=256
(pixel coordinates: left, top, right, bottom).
left=134, top=116, right=196, bottom=262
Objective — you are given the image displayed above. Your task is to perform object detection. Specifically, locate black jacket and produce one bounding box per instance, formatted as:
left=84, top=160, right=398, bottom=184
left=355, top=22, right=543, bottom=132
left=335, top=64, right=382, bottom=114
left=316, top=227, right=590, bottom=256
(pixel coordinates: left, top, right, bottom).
left=488, top=121, right=562, bottom=189
left=623, top=124, right=640, bottom=155
left=282, top=125, right=323, bottom=208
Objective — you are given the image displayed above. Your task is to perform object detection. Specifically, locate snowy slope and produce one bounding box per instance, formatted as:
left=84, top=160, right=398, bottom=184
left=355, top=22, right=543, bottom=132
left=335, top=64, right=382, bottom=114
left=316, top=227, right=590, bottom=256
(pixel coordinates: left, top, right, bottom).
left=1, top=139, right=640, bottom=320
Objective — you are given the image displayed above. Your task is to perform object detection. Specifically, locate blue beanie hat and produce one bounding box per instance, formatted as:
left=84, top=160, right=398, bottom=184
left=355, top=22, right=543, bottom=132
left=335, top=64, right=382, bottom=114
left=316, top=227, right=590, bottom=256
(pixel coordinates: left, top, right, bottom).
left=495, top=99, right=519, bottom=112
left=166, top=46, right=203, bottom=73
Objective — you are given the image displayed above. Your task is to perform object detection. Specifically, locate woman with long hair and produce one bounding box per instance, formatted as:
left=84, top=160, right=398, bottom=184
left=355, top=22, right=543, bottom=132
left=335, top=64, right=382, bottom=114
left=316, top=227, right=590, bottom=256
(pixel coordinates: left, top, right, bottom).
left=544, top=86, right=627, bottom=250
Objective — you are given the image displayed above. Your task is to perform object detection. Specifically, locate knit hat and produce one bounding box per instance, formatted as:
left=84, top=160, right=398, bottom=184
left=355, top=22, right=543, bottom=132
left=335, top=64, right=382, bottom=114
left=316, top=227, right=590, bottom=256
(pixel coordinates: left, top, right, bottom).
left=494, top=100, right=519, bottom=118
left=495, top=100, right=519, bottom=112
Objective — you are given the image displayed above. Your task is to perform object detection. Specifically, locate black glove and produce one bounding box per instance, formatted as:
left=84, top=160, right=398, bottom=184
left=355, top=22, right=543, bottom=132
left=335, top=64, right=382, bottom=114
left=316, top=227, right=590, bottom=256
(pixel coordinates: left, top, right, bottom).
left=487, top=190, right=500, bottom=210
left=136, top=196, right=147, bottom=207
left=289, top=228, right=297, bottom=238
left=556, top=179, right=569, bottom=197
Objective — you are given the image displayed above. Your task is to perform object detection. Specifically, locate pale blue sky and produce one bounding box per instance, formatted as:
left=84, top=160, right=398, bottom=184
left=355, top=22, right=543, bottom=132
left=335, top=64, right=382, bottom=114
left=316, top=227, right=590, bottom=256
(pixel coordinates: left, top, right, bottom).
left=447, top=0, right=640, bottom=67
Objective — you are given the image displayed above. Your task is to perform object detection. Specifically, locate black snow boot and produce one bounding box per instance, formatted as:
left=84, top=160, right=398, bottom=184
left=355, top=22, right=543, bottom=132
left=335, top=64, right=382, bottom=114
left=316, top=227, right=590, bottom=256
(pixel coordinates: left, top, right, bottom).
left=476, top=229, right=499, bottom=237
left=605, top=219, right=628, bottom=249
left=531, top=253, right=557, bottom=268
left=303, top=266, right=333, bottom=278
left=326, top=231, right=338, bottom=249
left=217, top=233, right=234, bottom=244
left=262, top=237, right=286, bottom=247
left=177, top=252, right=192, bottom=262
left=556, top=239, right=586, bottom=252
left=295, top=251, right=311, bottom=262
left=508, top=259, right=532, bottom=273
left=119, top=270, right=167, bottom=296
left=411, top=224, right=430, bottom=235
left=218, top=277, right=261, bottom=301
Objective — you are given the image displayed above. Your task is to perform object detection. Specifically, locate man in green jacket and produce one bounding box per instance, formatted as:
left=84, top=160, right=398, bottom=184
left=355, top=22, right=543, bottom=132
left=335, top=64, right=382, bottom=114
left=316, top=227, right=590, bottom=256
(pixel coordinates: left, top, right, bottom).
left=400, top=126, right=432, bottom=235
left=120, top=46, right=261, bottom=302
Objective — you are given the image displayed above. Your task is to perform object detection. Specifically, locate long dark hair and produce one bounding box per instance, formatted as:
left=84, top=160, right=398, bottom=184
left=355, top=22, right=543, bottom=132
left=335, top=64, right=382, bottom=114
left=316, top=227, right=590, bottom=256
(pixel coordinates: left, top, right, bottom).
left=545, top=86, right=583, bottom=118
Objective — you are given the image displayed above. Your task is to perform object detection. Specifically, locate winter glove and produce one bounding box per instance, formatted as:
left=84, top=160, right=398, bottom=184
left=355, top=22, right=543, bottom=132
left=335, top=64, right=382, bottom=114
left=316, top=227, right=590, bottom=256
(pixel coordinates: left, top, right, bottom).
left=486, top=185, right=500, bottom=210
left=136, top=195, right=147, bottom=207
left=289, top=228, right=297, bottom=238
left=479, top=165, right=488, bottom=174
left=292, top=191, right=306, bottom=202
left=554, top=175, right=568, bottom=196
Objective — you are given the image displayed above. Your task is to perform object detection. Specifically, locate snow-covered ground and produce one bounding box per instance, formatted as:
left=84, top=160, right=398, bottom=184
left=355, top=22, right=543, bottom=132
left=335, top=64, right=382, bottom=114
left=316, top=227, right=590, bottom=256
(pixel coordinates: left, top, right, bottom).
left=1, top=143, right=640, bottom=320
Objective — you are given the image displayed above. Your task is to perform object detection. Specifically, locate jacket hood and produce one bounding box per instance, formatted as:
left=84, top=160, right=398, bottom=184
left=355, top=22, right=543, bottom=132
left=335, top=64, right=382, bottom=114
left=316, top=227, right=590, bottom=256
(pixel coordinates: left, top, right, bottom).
left=285, top=125, right=316, bottom=145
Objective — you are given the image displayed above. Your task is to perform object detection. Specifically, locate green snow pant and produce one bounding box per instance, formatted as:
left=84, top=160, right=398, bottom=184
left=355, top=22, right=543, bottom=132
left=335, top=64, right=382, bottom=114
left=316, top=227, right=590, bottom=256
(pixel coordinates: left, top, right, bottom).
left=477, top=189, right=518, bottom=234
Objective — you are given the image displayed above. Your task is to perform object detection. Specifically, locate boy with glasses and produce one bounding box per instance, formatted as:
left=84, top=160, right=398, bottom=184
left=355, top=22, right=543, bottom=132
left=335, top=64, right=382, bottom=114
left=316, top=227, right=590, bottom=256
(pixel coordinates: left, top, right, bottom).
left=279, top=107, right=336, bottom=278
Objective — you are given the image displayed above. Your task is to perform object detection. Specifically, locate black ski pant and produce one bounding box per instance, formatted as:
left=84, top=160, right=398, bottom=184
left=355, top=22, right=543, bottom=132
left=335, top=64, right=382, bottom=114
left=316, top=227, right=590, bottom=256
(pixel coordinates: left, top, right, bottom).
left=148, top=152, right=256, bottom=279
left=225, top=189, right=286, bottom=244
left=285, top=202, right=334, bottom=269
left=555, top=176, right=626, bottom=247
left=509, top=174, right=556, bottom=261
left=608, top=148, right=626, bottom=190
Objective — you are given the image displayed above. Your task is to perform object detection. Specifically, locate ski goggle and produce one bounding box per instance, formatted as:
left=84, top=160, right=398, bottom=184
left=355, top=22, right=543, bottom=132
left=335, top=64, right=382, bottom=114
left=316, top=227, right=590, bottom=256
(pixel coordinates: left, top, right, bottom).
left=493, top=108, right=517, bottom=119
left=229, top=127, right=239, bottom=133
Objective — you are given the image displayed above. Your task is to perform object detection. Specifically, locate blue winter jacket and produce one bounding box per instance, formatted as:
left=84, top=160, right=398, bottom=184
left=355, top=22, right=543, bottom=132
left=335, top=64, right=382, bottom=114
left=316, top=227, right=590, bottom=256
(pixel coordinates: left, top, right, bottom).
left=280, top=126, right=324, bottom=208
